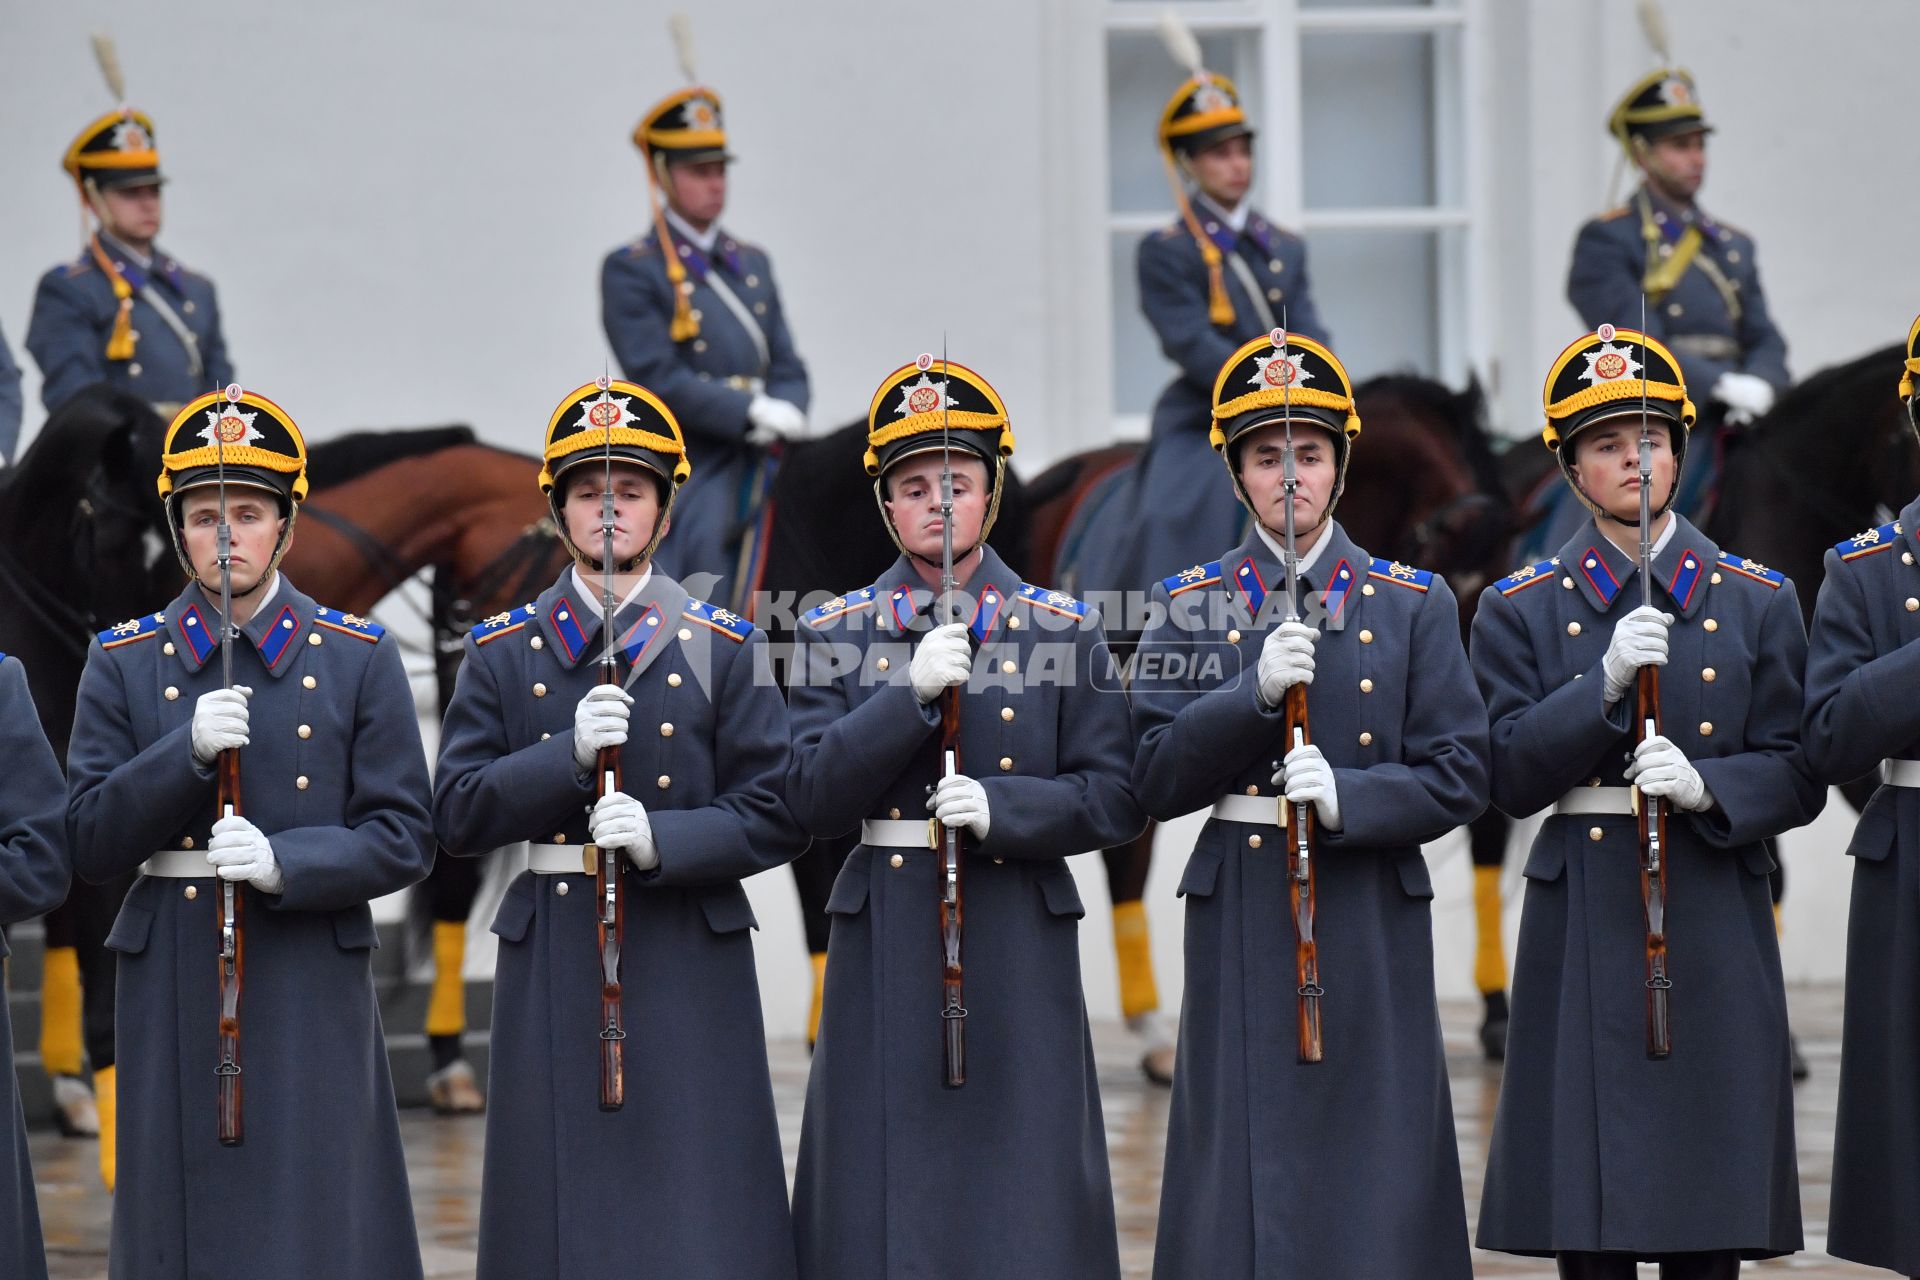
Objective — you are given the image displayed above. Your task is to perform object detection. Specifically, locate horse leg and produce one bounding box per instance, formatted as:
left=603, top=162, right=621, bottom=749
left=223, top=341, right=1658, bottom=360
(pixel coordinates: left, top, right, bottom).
left=1101, top=825, right=1174, bottom=1085
left=37, top=897, right=97, bottom=1137
left=791, top=831, right=857, bottom=1048
left=421, top=852, right=487, bottom=1113
left=1468, top=808, right=1511, bottom=1061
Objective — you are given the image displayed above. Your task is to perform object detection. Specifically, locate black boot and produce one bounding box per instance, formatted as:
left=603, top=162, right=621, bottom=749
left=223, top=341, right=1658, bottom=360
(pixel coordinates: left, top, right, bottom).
left=1657, top=1251, right=1741, bottom=1280
left=1555, top=1252, right=1636, bottom=1280
left=1789, top=1031, right=1810, bottom=1081
left=1480, top=991, right=1510, bottom=1061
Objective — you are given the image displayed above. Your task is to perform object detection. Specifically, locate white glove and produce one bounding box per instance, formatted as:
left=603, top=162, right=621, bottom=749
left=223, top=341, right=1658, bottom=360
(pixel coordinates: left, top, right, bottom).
left=927, top=772, right=991, bottom=841
left=207, top=814, right=284, bottom=895
left=746, top=394, right=806, bottom=445
left=572, top=684, right=633, bottom=772
left=1713, top=371, right=1775, bottom=426
left=909, top=622, right=973, bottom=704
left=1601, top=606, right=1672, bottom=706
left=1625, top=734, right=1711, bottom=811
left=191, top=686, right=253, bottom=766
left=589, top=790, right=657, bottom=872
left=1256, top=621, right=1317, bottom=709
left=1273, top=742, right=1342, bottom=831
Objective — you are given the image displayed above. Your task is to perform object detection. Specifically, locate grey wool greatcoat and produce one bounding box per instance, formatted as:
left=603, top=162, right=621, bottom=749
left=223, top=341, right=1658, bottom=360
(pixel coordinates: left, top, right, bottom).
left=1472, top=515, right=1821, bottom=1259
left=0, top=655, right=70, bottom=1280
left=1130, top=522, right=1486, bottom=1279
left=1802, top=495, right=1920, bottom=1275
left=66, top=578, right=431, bottom=1280
left=786, top=546, right=1144, bottom=1280
left=433, top=568, right=804, bottom=1280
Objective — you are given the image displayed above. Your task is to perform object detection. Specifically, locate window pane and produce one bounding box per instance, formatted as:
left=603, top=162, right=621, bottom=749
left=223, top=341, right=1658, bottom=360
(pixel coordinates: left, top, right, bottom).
left=1106, top=29, right=1262, bottom=216
left=1111, top=230, right=1176, bottom=419
left=1305, top=228, right=1439, bottom=378
left=1300, top=31, right=1437, bottom=209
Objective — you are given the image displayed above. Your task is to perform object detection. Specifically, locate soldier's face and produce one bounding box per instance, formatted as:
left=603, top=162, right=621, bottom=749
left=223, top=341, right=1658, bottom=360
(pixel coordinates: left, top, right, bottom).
left=664, top=159, right=728, bottom=227
left=179, top=488, right=286, bottom=596
left=1638, top=131, right=1706, bottom=201
left=562, top=463, right=666, bottom=568
left=1569, top=420, right=1676, bottom=521
left=1185, top=136, right=1253, bottom=208
left=1236, top=423, right=1337, bottom=536
left=882, top=456, right=990, bottom=560
left=98, top=183, right=163, bottom=243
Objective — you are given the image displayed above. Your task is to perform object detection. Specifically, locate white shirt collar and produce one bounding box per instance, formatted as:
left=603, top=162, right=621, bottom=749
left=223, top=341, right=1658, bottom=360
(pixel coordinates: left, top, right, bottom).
left=1195, top=193, right=1249, bottom=234
left=1650, top=514, right=1678, bottom=558
left=1256, top=521, right=1333, bottom=580
left=662, top=206, right=719, bottom=254
left=571, top=564, right=654, bottom=620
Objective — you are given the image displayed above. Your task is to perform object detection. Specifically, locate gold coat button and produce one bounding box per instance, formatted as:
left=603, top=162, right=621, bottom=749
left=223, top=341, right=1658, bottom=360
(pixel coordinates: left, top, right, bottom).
left=877, top=658, right=889, bottom=672
left=298, top=724, right=312, bottom=738
left=1700, top=722, right=1714, bottom=736
left=296, top=776, right=310, bottom=790
left=308, top=633, right=322, bottom=646
left=1702, top=668, right=1716, bottom=682
left=128, top=362, right=142, bottom=376
left=1567, top=622, right=1581, bottom=636
left=660, top=723, right=674, bottom=737
left=541, top=732, right=551, bottom=740
left=556, top=881, right=570, bottom=896
left=888, top=807, right=901, bottom=820
left=999, top=757, right=1013, bottom=771
left=182, top=836, right=195, bottom=849
left=1001, top=659, right=1016, bottom=674
left=184, top=885, right=197, bottom=900
left=1360, top=678, right=1374, bottom=693
left=163, top=642, right=176, bottom=656
left=165, top=686, right=179, bottom=700
left=656, top=775, right=671, bottom=789
left=1907, top=598, right=1919, bottom=613
left=1248, top=834, right=1263, bottom=848
left=1589, top=827, right=1604, bottom=842
left=1227, top=629, right=1241, bottom=644
left=1562, top=577, right=1574, bottom=589
left=1007, top=616, right=1020, bottom=630
left=1362, top=583, right=1375, bottom=596
left=555, top=833, right=567, bottom=844
left=1358, top=630, right=1373, bottom=644
left=993, top=856, right=1005, bottom=865
left=530, top=636, right=544, bottom=650
left=1588, top=777, right=1602, bottom=787
left=1359, top=732, right=1373, bottom=746
left=889, top=854, right=904, bottom=868
left=1710, top=572, right=1722, bottom=585
left=1245, top=785, right=1259, bottom=796
left=533, top=683, right=547, bottom=697
left=667, top=672, right=682, bottom=687
left=1905, top=552, right=1915, bottom=566
left=1704, top=618, right=1718, bottom=632
left=303, top=675, right=317, bottom=689
left=678, top=628, right=693, bottom=641
left=1001, top=707, right=1014, bottom=722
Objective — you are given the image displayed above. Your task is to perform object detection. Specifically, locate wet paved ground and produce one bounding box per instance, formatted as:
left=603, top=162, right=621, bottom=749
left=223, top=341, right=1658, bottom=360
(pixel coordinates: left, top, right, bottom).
left=33, top=987, right=1885, bottom=1278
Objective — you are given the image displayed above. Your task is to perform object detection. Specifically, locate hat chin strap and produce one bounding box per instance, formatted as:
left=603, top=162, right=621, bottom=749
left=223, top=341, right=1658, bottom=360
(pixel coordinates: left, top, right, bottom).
left=1559, top=456, right=1684, bottom=527
left=871, top=457, right=1005, bottom=567
left=166, top=502, right=299, bottom=590
left=549, top=497, right=668, bottom=576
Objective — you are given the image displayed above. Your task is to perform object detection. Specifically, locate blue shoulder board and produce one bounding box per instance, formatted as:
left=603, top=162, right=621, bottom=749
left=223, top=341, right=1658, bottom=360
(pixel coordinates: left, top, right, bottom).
left=99, top=611, right=166, bottom=650
left=470, top=603, right=535, bottom=645
left=802, top=587, right=876, bottom=627
left=313, top=606, right=388, bottom=642
left=1163, top=561, right=1223, bottom=597
left=1715, top=551, right=1784, bottom=590
left=1017, top=582, right=1088, bottom=618
left=1494, top=557, right=1560, bottom=597
left=682, top=598, right=753, bottom=642
left=1835, top=521, right=1902, bottom=563
left=1367, top=556, right=1433, bottom=592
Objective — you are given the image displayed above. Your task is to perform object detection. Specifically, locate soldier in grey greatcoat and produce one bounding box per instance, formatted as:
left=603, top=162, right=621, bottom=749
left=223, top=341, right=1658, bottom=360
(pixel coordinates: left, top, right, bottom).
left=434, top=378, right=803, bottom=1280
left=66, top=388, right=430, bottom=1279
left=1474, top=330, right=1821, bottom=1279
left=788, top=358, right=1144, bottom=1280
left=1133, top=332, right=1485, bottom=1278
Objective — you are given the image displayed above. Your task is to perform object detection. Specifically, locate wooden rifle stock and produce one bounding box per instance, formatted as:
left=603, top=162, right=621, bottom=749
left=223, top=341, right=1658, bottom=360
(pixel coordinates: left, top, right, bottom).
left=1636, top=664, right=1672, bottom=1059
left=938, top=688, right=967, bottom=1088
left=595, top=700, right=627, bottom=1111
left=1283, top=684, right=1324, bottom=1064
left=215, top=750, right=244, bottom=1146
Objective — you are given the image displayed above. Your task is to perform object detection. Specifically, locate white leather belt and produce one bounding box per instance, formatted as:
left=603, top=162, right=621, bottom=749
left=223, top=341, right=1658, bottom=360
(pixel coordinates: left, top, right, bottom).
left=142, top=850, right=212, bottom=878
left=1210, top=794, right=1284, bottom=827
left=1886, top=759, right=1920, bottom=788
left=860, top=819, right=932, bottom=849
left=1554, top=786, right=1635, bottom=816
left=527, top=843, right=599, bottom=874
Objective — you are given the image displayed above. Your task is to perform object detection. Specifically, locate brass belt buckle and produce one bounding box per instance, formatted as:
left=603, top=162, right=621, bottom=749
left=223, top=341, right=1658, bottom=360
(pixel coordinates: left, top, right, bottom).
left=927, top=818, right=941, bottom=852
left=582, top=843, right=600, bottom=876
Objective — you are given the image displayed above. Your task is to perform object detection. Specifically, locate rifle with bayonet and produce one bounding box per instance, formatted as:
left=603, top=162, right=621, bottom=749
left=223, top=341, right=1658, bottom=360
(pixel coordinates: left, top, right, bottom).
left=935, top=345, right=969, bottom=1089
left=1632, top=311, right=1673, bottom=1060
left=593, top=375, right=629, bottom=1110
left=213, top=383, right=245, bottom=1146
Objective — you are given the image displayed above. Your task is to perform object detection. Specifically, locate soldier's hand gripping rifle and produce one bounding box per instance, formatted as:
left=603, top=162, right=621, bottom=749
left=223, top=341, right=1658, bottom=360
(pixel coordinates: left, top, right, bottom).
left=1629, top=314, right=1673, bottom=1060
left=933, top=346, right=968, bottom=1090
left=1273, top=327, right=1324, bottom=1065
left=213, top=383, right=245, bottom=1146
left=593, top=374, right=629, bottom=1111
